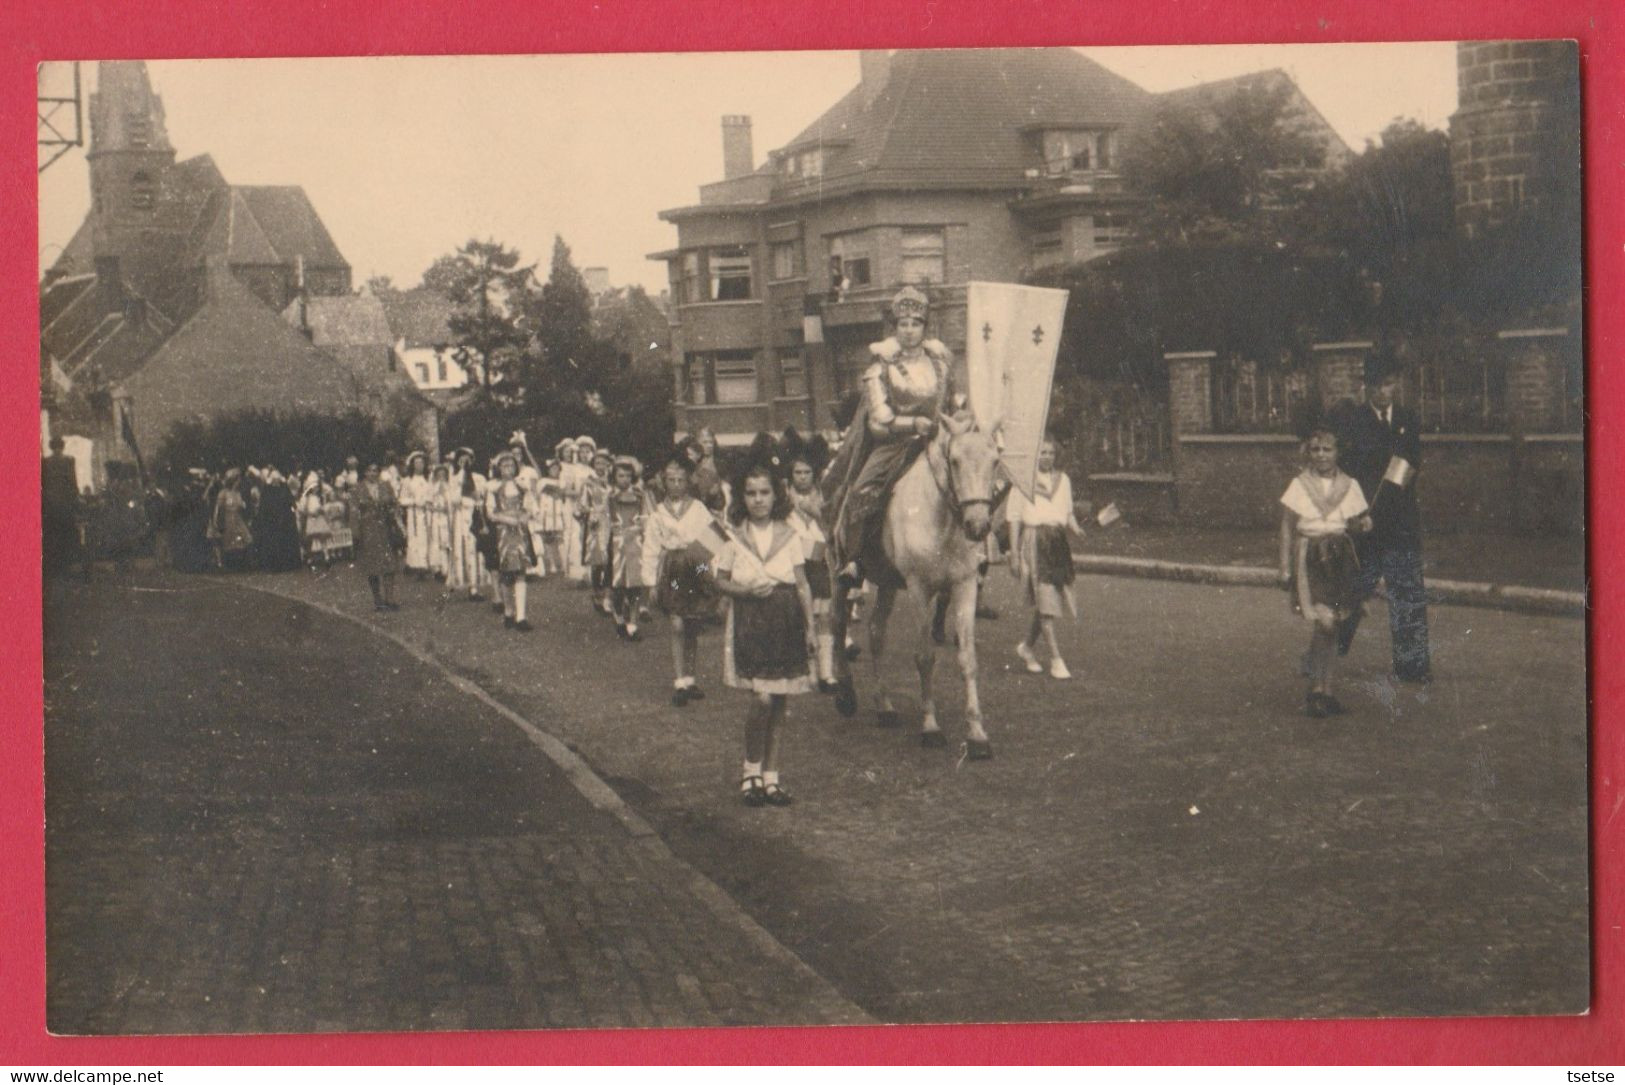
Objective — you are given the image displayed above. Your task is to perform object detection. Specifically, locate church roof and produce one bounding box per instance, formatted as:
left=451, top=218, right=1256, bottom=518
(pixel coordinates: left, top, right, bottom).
left=294, top=293, right=397, bottom=346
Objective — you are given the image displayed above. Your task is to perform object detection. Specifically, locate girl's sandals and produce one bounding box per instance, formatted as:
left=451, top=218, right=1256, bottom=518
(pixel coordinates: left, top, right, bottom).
left=762, top=782, right=793, bottom=807
left=740, top=775, right=767, bottom=807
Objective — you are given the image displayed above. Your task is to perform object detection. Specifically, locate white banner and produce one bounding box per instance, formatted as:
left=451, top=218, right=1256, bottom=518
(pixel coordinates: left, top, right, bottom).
left=963, top=280, right=1069, bottom=501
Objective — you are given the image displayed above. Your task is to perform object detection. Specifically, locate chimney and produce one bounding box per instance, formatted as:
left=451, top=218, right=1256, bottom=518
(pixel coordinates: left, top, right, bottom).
left=721, top=115, right=754, bottom=180
left=860, top=50, right=892, bottom=107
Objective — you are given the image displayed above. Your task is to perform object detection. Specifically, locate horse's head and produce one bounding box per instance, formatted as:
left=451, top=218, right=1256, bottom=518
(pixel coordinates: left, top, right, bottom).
left=937, top=411, right=997, bottom=543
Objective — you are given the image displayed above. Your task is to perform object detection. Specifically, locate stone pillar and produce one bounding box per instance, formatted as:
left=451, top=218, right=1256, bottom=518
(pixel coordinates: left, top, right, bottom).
left=1311, top=341, right=1372, bottom=410
left=1498, top=327, right=1569, bottom=433
left=1164, top=351, right=1214, bottom=435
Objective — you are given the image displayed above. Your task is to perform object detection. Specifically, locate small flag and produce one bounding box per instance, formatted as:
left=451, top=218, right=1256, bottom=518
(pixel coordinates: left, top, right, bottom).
left=1096, top=502, right=1122, bottom=528
left=684, top=519, right=733, bottom=564
left=1382, top=455, right=1415, bottom=488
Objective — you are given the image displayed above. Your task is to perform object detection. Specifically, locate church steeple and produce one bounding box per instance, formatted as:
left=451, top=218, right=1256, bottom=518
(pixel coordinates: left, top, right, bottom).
left=87, top=61, right=177, bottom=251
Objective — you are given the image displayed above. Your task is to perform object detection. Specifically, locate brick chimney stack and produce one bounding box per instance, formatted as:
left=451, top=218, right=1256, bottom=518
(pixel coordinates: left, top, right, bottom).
left=860, top=50, right=892, bottom=107
left=721, top=115, right=754, bottom=180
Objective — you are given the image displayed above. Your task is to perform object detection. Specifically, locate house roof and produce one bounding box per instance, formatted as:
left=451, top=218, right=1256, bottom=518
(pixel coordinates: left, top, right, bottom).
left=293, top=293, right=396, bottom=347
left=766, top=49, right=1155, bottom=192
left=1156, top=68, right=1353, bottom=161
left=378, top=288, right=458, bottom=350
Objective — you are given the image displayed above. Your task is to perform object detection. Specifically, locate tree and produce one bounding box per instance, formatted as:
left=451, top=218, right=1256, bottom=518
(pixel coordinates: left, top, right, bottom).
left=592, top=284, right=671, bottom=371
left=519, top=235, right=617, bottom=406
left=423, top=240, right=536, bottom=392
left=1122, top=75, right=1324, bottom=244
left=362, top=274, right=398, bottom=298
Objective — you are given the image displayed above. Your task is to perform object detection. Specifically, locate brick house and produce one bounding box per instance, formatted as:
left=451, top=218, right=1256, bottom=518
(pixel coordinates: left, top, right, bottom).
left=39, top=61, right=402, bottom=484
left=651, top=48, right=1348, bottom=445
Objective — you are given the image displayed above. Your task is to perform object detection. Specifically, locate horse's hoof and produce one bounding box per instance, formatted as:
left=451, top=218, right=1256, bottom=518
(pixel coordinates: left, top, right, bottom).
left=965, top=739, right=994, bottom=761
left=834, top=680, right=858, bottom=718
left=920, top=731, right=948, bottom=748
left=877, top=709, right=902, bottom=729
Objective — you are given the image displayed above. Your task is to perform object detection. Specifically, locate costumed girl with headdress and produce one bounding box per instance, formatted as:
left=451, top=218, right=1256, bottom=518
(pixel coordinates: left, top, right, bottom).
left=820, top=285, right=956, bottom=588
left=535, top=458, right=571, bottom=577
left=427, top=461, right=452, bottom=580
left=1279, top=419, right=1372, bottom=717
left=1008, top=433, right=1085, bottom=680
left=713, top=446, right=818, bottom=807
left=780, top=428, right=838, bottom=692
left=400, top=451, right=431, bottom=577
left=486, top=450, right=536, bottom=631
left=580, top=447, right=615, bottom=616
left=447, top=447, right=486, bottom=599
left=605, top=454, right=649, bottom=640
left=641, top=446, right=730, bottom=706
left=299, top=471, right=332, bottom=568
left=568, top=436, right=600, bottom=585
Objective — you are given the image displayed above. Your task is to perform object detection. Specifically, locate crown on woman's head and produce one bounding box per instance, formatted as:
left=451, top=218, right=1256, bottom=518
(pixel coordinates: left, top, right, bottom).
left=890, top=285, right=930, bottom=321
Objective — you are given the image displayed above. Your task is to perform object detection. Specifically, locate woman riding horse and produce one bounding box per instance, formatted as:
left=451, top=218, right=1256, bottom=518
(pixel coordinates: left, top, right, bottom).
left=823, top=285, right=957, bottom=587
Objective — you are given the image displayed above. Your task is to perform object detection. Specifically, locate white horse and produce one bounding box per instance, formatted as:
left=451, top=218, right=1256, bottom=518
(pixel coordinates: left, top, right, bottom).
left=832, top=413, right=1000, bottom=758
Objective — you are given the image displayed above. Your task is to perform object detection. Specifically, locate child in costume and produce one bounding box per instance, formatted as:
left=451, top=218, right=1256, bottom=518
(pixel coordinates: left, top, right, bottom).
left=641, top=449, right=729, bottom=706
left=1278, top=423, right=1372, bottom=717
left=605, top=455, right=649, bottom=640
left=714, top=459, right=817, bottom=807
left=1009, top=436, right=1085, bottom=680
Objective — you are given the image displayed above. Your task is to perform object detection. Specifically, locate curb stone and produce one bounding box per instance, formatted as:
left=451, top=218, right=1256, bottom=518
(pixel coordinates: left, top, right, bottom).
left=1073, top=555, right=1586, bottom=618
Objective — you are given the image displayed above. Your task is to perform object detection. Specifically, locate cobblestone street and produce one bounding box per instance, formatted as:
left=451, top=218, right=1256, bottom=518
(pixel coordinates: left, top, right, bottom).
left=44, top=566, right=1590, bottom=1031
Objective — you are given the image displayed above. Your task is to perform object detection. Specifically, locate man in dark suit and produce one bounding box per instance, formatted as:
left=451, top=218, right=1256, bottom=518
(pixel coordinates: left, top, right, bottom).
left=1328, top=352, right=1432, bottom=684
left=42, top=435, right=83, bottom=577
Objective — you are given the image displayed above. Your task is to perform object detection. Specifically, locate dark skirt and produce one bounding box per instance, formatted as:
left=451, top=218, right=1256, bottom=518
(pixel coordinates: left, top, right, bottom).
left=1033, top=525, right=1076, bottom=587
left=1292, top=533, right=1360, bottom=620
left=654, top=549, right=720, bottom=622
left=732, top=585, right=809, bottom=680
left=803, top=558, right=832, bottom=600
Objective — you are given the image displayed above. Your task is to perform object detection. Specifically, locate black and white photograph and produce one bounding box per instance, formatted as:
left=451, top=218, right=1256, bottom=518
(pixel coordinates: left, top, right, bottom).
left=37, top=42, right=1587, bottom=1034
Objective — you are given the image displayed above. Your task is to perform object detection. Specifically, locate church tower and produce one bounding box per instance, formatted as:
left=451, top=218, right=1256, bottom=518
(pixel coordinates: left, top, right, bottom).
left=86, top=61, right=177, bottom=267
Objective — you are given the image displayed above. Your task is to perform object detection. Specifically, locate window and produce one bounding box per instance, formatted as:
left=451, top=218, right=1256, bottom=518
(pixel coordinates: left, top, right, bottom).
left=1092, top=212, right=1131, bottom=248
left=680, top=252, right=702, bottom=304
left=415, top=362, right=430, bottom=383
left=778, top=351, right=807, bottom=398
left=126, top=112, right=152, bottom=149
left=782, top=149, right=823, bottom=178
left=130, top=171, right=156, bottom=211
left=437, top=355, right=448, bottom=383
left=1042, top=129, right=1115, bottom=175
left=828, top=233, right=872, bottom=294
left=708, top=247, right=753, bottom=301
left=900, top=228, right=945, bottom=284
left=685, top=350, right=760, bottom=405
left=771, top=240, right=803, bottom=281
left=1031, top=228, right=1062, bottom=254
left=714, top=352, right=759, bottom=403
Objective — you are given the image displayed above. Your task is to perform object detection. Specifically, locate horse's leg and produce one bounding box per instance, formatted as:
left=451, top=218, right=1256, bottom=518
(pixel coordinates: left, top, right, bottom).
left=952, top=574, right=993, bottom=759
left=831, top=578, right=858, bottom=717
left=913, top=582, right=947, bottom=747
left=870, top=582, right=902, bottom=727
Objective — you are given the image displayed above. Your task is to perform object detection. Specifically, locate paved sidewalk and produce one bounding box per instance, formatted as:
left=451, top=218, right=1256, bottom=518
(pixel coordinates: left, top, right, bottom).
left=44, top=576, right=869, bottom=1034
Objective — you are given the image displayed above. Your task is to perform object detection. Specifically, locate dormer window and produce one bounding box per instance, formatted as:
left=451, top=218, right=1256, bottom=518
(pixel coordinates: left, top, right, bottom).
left=1041, top=129, right=1118, bottom=175
left=781, top=148, right=825, bottom=179
left=129, top=171, right=156, bottom=211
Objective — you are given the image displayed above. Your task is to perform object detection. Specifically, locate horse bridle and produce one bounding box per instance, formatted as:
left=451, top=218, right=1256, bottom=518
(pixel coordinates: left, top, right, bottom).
left=935, top=430, right=993, bottom=515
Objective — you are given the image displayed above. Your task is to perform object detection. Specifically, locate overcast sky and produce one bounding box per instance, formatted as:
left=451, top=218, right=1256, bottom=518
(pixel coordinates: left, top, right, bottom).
left=37, top=43, right=1457, bottom=294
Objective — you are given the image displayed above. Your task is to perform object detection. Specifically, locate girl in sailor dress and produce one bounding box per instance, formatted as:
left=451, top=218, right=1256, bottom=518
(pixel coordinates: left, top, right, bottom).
left=640, top=452, right=728, bottom=706
left=1278, top=424, right=1372, bottom=718
left=604, top=456, right=649, bottom=640
left=713, top=461, right=818, bottom=807
left=786, top=451, right=837, bottom=692
left=1008, top=435, right=1085, bottom=680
